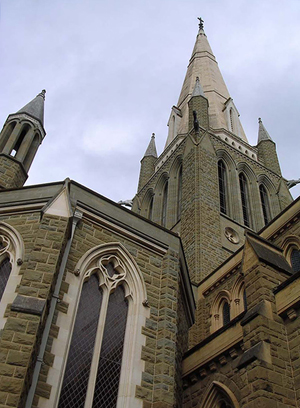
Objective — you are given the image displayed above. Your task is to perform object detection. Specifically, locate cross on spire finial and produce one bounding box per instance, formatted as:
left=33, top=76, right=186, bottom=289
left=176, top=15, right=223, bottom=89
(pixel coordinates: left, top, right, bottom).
left=198, top=17, right=204, bottom=30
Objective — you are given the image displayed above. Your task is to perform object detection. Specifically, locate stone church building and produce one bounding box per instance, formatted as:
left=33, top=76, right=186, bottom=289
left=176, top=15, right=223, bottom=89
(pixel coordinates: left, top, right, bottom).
left=0, top=20, right=300, bottom=408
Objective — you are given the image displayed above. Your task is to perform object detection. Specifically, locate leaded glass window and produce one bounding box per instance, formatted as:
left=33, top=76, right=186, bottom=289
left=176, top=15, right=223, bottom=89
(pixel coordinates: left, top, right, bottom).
left=218, top=161, right=227, bottom=214
left=59, top=255, right=132, bottom=408
left=93, top=286, right=128, bottom=407
left=0, top=240, right=11, bottom=301
left=162, top=181, right=168, bottom=227
left=259, top=184, right=271, bottom=225
left=222, top=301, right=230, bottom=326
left=239, top=173, right=251, bottom=227
left=58, top=274, right=103, bottom=408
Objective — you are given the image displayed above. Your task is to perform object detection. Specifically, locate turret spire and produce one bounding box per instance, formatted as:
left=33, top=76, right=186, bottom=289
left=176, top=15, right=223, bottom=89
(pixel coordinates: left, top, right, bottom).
left=17, top=89, right=46, bottom=126
left=144, top=133, right=158, bottom=158
left=257, top=118, right=273, bottom=143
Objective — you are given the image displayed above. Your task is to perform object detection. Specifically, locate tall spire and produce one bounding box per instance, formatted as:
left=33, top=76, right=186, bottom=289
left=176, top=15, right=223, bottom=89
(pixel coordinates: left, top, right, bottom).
left=144, top=133, right=158, bottom=158
left=17, top=90, right=46, bottom=126
left=257, top=118, right=273, bottom=143
left=171, top=19, right=247, bottom=143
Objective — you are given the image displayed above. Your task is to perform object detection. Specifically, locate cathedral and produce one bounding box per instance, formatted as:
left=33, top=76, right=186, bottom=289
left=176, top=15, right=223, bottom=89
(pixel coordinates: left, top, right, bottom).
left=0, top=19, right=300, bottom=408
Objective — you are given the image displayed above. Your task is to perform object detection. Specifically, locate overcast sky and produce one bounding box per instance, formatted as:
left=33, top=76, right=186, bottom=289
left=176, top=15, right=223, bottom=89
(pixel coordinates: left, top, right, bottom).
left=1, top=0, right=300, bottom=202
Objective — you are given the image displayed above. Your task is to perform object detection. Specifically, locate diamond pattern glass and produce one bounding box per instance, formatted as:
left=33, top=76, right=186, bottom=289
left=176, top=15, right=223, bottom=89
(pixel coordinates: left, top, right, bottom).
left=0, top=256, right=11, bottom=301
left=93, top=285, right=128, bottom=407
left=58, top=274, right=102, bottom=408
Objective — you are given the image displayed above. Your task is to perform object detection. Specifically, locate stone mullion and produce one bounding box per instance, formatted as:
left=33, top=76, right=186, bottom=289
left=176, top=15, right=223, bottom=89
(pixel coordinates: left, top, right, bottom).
left=0, top=214, right=69, bottom=408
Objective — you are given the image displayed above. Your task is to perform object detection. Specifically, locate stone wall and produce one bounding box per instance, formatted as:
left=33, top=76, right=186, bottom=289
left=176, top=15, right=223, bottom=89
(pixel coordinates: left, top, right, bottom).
left=0, top=212, right=69, bottom=408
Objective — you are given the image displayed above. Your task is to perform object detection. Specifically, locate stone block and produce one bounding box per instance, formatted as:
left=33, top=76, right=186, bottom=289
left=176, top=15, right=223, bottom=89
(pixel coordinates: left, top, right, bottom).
left=11, top=295, right=46, bottom=316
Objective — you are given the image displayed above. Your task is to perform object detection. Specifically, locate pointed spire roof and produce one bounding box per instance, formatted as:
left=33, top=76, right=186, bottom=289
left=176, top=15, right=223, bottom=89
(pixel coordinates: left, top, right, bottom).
left=258, top=118, right=273, bottom=143
left=173, top=19, right=247, bottom=143
left=144, top=133, right=158, bottom=158
left=17, top=90, right=46, bottom=126
left=192, top=77, right=205, bottom=97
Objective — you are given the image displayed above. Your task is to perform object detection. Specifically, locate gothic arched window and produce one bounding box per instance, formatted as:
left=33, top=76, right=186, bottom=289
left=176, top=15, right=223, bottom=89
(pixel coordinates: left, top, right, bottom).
left=177, top=167, right=182, bottom=222
left=0, top=255, right=12, bottom=302
left=239, top=173, right=251, bottom=227
left=55, top=244, right=148, bottom=408
left=162, top=181, right=168, bottom=227
left=222, top=301, right=230, bottom=326
left=290, top=248, right=300, bottom=272
left=259, top=184, right=271, bottom=225
left=218, top=160, right=227, bottom=214
left=148, top=195, right=154, bottom=221
left=58, top=262, right=129, bottom=408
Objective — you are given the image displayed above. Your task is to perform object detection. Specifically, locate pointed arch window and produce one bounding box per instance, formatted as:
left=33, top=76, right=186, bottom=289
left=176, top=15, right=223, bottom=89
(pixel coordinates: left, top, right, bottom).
left=0, top=239, right=13, bottom=302
left=177, top=167, right=182, bottom=222
left=58, top=261, right=129, bottom=408
left=290, top=248, right=300, bottom=272
left=148, top=195, right=154, bottom=221
left=218, top=160, right=228, bottom=214
left=10, top=124, right=30, bottom=157
left=222, top=301, right=230, bottom=326
left=259, top=184, right=271, bottom=225
left=56, top=246, right=149, bottom=408
left=162, top=181, right=168, bottom=227
left=239, top=173, right=251, bottom=227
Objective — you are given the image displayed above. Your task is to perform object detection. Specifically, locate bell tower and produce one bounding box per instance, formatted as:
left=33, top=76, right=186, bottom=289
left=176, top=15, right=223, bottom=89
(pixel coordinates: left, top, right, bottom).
left=0, top=90, right=46, bottom=190
left=133, top=20, right=293, bottom=285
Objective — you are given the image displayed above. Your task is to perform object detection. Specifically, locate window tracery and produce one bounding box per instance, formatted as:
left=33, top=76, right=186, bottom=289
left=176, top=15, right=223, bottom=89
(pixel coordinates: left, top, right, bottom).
left=55, top=243, right=149, bottom=408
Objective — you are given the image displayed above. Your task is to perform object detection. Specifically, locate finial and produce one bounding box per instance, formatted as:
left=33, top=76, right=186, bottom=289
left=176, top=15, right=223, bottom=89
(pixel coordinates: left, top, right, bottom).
left=198, top=17, right=204, bottom=30
left=152, top=133, right=155, bottom=138
left=38, top=89, right=46, bottom=100
left=258, top=117, right=262, bottom=123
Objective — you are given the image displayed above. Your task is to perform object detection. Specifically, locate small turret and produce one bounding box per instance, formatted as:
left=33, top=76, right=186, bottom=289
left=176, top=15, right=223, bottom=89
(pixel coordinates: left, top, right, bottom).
left=188, top=77, right=209, bottom=131
left=137, top=133, right=157, bottom=192
left=257, top=118, right=281, bottom=175
left=0, top=90, right=46, bottom=189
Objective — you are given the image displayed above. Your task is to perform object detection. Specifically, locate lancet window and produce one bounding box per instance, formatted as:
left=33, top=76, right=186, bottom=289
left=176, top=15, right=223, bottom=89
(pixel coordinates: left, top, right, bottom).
left=162, top=181, right=168, bottom=227
left=239, top=173, right=251, bottom=227
left=259, top=184, right=271, bottom=225
left=148, top=195, right=153, bottom=221
left=222, top=301, right=230, bottom=326
left=56, top=245, right=148, bottom=408
left=218, top=160, right=227, bottom=214
left=177, top=166, right=182, bottom=222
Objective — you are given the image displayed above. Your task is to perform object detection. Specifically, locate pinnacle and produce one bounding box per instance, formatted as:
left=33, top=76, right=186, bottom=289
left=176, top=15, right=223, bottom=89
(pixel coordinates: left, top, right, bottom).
left=258, top=118, right=273, bottom=143
left=17, top=90, right=46, bottom=126
left=144, top=133, right=158, bottom=158
left=192, top=77, right=205, bottom=97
